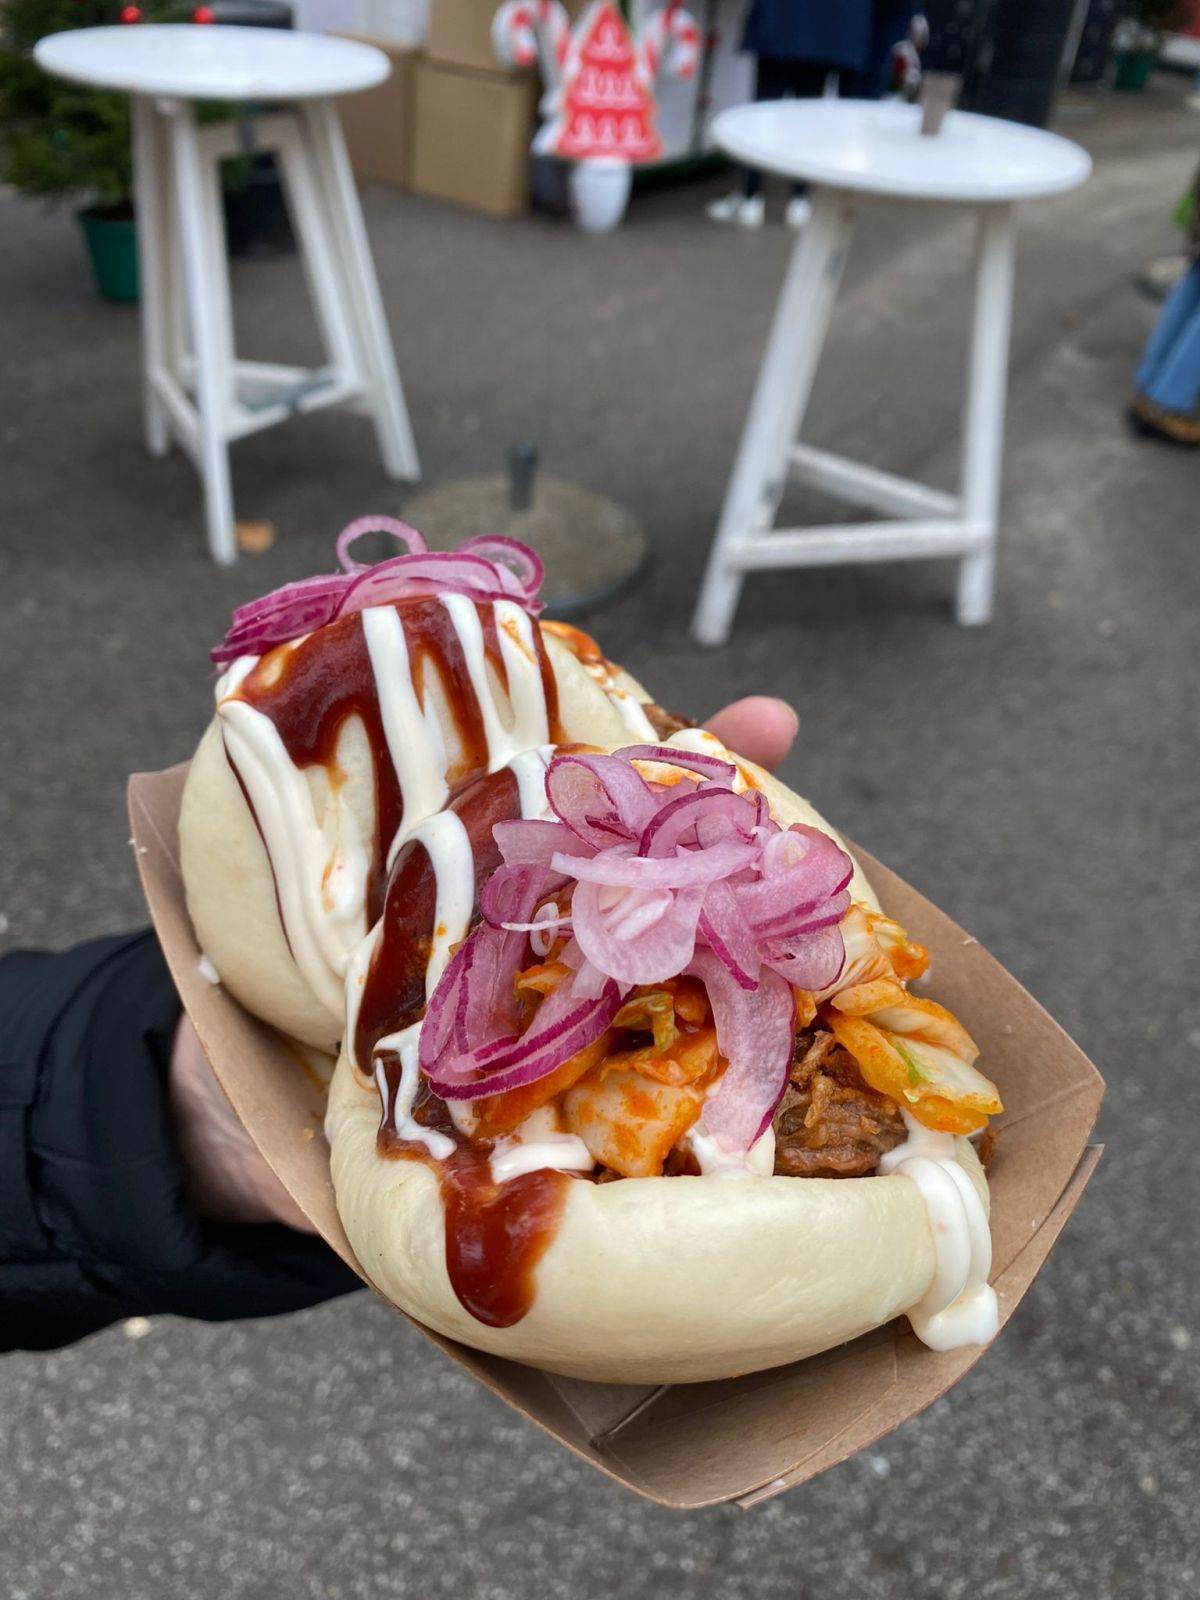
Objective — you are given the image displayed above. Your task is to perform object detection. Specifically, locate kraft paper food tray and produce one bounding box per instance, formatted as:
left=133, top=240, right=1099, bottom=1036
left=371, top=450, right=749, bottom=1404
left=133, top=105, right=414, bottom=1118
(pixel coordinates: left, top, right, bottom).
left=129, top=763, right=1105, bottom=1511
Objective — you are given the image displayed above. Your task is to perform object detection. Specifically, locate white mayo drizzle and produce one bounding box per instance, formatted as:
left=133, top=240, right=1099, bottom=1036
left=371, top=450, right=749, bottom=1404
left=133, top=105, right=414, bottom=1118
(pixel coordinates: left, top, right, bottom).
left=218, top=702, right=366, bottom=1017
left=441, top=594, right=550, bottom=773
left=374, top=1026, right=454, bottom=1161
left=488, top=1105, right=594, bottom=1184
left=360, top=606, right=450, bottom=869
left=880, top=1111, right=999, bottom=1350
left=683, top=1122, right=776, bottom=1177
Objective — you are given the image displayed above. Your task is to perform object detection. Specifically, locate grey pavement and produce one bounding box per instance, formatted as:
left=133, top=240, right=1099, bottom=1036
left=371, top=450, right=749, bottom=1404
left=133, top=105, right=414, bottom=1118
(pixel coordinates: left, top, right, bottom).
left=2, top=79, right=1198, bottom=1600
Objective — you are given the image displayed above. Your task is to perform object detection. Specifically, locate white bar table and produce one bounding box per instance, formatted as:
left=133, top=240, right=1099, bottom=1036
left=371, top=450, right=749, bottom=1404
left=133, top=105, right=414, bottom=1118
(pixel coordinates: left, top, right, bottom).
left=692, top=99, right=1091, bottom=645
left=35, top=25, right=421, bottom=565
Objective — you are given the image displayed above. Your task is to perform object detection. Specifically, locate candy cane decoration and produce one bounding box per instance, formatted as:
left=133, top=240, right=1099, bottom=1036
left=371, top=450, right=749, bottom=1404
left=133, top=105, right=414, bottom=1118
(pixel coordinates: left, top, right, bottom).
left=492, top=0, right=571, bottom=97
left=638, top=0, right=700, bottom=87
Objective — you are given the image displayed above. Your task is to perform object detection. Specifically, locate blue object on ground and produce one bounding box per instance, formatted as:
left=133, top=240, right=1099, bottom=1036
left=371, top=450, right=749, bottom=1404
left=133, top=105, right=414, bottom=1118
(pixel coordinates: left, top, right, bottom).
left=1136, top=260, right=1200, bottom=412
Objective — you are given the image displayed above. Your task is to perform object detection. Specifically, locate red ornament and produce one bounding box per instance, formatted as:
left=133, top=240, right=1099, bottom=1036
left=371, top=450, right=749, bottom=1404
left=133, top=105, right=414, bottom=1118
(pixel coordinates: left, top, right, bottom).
left=193, top=5, right=216, bottom=20
left=119, top=4, right=141, bottom=20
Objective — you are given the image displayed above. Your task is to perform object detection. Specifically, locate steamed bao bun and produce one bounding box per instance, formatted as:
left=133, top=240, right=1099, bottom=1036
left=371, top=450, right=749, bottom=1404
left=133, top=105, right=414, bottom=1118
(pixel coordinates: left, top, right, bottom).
left=180, top=629, right=655, bottom=1052
left=325, top=741, right=990, bottom=1384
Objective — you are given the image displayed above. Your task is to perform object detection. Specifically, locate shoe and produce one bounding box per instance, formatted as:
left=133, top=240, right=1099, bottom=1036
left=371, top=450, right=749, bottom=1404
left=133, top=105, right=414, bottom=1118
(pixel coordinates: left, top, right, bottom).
left=706, top=192, right=765, bottom=229
left=1136, top=254, right=1188, bottom=302
left=1127, top=392, right=1200, bottom=446
left=784, top=196, right=812, bottom=230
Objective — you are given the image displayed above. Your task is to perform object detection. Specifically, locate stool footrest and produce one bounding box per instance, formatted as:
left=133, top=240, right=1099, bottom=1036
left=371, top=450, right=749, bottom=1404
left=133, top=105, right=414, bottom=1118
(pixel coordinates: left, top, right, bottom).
left=731, top=519, right=989, bottom=570
left=789, top=443, right=959, bottom=520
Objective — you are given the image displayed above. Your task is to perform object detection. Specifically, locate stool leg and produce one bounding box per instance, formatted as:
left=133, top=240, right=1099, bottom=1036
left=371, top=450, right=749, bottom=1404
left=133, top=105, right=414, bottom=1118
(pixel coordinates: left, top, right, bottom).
left=164, top=103, right=237, bottom=566
left=272, top=118, right=361, bottom=388
left=300, top=99, right=420, bottom=482
left=132, top=97, right=170, bottom=457
left=957, top=203, right=1016, bottom=627
left=692, top=193, right=855, bottom=646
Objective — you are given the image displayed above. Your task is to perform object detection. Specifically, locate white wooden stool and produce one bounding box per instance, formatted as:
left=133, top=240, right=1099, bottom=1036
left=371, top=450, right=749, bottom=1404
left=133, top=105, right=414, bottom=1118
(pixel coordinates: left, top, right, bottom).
left=692, top=99, right=1091, bottom=645
left=35, top=25, right=420, bottom=565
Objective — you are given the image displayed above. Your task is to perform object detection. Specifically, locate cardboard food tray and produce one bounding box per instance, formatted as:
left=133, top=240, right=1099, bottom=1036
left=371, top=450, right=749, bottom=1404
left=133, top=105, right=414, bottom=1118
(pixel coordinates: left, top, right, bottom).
left=129, top=763, right=1104, bottom=1510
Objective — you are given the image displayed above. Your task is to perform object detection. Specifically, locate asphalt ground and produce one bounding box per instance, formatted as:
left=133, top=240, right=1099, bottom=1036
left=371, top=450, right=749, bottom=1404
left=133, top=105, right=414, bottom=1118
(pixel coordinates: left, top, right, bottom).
left=1, top=79, right=1197, bottom=1600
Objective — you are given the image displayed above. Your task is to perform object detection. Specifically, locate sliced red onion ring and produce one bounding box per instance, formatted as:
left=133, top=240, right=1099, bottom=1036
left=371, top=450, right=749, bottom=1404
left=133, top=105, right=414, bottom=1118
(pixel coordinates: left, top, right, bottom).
left=336, top=516, right=427, bottom=572
left=616, top=744, right=737, bottom=785
left=545, top=751, right=658, bottom=848
left=211, top=574, right=353, bottom=665
left=697, top=878, right=762, bottom=991
left=571, top=877, right=705, bottom=986
left=457, top=535, right=544, bottom=599
left=555, top=836, right=756, bottom=890
left=690, top=949, right=795, bottom=1152
left=418, top=747, right=852, bottom=1156
left=640, top=785, right=757, bottom=858
left=212, top=522, right=545, bottom=664
left=493, top=818, right=592, bottom=867
left=760, top=924, right=847, bottom=992
left=426, top=979, right=620, bottom=1099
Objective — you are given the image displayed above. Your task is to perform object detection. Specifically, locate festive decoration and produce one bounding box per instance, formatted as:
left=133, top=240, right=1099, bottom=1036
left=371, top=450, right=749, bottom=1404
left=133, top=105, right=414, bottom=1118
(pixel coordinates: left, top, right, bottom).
left=492, top=0, right=698, bottom=230
left=0, top=0, right=178, bottom=207
left=546, top=1, right=662, bottom=162
left=889, top=13, right=929, bottom=98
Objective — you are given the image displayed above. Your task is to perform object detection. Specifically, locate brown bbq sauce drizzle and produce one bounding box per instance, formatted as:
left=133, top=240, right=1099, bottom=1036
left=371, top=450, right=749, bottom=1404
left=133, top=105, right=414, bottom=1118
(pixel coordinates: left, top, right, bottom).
left=229, top=597, right=563, bottom=925
left=376, top=1058, right=570, bottom=1328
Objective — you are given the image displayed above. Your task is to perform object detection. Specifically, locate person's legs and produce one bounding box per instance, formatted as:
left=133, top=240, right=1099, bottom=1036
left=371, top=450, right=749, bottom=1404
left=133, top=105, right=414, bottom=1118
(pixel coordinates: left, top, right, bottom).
left=778, top=61, right=831, bottom=213
left=1135, top=263, right=1200, bottom=396
left=741, top=56, right=795, bottom=198
left=1140, top=267, right=1200, bottom=412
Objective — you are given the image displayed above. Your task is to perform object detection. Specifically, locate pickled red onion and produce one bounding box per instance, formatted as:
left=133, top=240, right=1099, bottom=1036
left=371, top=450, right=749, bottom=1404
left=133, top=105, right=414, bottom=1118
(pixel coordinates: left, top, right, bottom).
left=419, top=748, right=853, bottom=1154
left=211, top=519, right=545, bottom=665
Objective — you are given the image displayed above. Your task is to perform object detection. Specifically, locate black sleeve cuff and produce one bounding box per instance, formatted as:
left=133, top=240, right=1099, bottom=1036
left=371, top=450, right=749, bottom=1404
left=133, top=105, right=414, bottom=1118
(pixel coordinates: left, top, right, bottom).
left=0, top=930, right=359, bottom=1351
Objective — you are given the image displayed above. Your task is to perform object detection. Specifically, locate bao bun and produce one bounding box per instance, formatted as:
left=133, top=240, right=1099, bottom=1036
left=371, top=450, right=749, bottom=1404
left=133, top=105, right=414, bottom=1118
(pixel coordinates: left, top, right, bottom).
left=325, top=757, right=988, bottom=1383
left=180, top=629, right=654, bottom=1051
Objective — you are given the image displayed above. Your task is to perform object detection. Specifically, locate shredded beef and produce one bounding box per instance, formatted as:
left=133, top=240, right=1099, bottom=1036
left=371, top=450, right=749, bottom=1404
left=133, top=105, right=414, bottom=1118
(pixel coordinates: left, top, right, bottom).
left=772, top=1030, right=906, bottom=1178
left=975, top=1124, right=998, bottom=1171
left=642, top=702, right=694, bottom=739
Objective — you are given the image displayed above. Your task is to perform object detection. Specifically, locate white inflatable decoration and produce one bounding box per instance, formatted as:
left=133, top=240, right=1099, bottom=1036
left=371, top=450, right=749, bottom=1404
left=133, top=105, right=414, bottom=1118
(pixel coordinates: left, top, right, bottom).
left=492, top=0, right=699, bottom=232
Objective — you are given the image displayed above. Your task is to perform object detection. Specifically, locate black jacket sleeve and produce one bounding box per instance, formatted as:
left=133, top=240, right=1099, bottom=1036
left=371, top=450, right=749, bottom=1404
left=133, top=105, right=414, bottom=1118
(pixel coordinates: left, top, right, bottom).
left=0, top=930, right=359, bottom=1352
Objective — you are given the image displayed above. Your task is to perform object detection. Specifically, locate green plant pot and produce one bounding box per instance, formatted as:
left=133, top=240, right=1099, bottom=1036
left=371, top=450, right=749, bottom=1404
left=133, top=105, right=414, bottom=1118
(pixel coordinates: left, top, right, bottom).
left=78, top=205, right=139, bottom=303
left=1112, top=48, right=1159, bottom=92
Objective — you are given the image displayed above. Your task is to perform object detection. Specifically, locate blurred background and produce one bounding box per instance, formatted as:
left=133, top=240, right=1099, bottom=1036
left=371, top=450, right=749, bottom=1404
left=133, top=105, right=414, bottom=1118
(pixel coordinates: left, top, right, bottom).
left=1, top=0, right=1197, bottom=1595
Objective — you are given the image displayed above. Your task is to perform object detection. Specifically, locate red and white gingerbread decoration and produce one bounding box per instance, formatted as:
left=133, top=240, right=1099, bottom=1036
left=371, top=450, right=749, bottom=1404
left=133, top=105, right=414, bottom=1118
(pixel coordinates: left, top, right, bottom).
left=493, top=0, right=699, bottom=165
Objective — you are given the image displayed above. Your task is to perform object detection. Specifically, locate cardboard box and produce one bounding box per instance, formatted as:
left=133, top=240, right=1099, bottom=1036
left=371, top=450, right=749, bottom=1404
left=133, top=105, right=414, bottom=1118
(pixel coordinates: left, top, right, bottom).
left=427, top=0, right=588, bottom=73
left=410, top=58, right=537, bottom=218
left=334, top=34, right=418, bottom=190
left=427, top=0, right=513, bottom=74
left=129, top=761, right=1104, bottom=1510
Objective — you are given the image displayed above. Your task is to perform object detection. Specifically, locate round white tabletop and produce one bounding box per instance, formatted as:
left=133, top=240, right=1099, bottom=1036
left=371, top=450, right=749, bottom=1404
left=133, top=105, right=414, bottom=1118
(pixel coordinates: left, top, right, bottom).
left=712, top=99, right=1091, bottom=204
left=34, top=24, right=389, bottom=102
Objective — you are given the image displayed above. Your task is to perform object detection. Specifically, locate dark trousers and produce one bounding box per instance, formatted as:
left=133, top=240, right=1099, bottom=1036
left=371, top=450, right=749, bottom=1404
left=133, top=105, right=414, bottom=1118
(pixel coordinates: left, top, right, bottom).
left=741, top=56, right=833, bottom=199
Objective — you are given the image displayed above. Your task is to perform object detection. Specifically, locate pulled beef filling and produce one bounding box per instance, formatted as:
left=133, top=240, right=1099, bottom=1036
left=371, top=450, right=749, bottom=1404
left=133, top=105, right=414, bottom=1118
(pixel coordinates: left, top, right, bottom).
left=642, top=702, right=694, bottom=739
left=772, top=1030, right=907, bottom=1179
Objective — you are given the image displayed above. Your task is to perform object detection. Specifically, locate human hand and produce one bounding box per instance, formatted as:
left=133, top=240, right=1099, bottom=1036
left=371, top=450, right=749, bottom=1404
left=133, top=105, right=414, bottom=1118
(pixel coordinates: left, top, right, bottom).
left=168, top=696, right=798, bottom=1230
left=168, top=1014, right=315, bottom=1233
left=703, top=695, right=798, bottom=772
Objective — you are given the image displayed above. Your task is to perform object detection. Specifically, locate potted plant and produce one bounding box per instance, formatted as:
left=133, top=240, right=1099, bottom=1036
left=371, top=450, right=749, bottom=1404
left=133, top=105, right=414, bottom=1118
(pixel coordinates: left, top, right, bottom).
left=0, top=1, right=179, bottom=300
left=1112, top=0, right=1192, bottom=91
